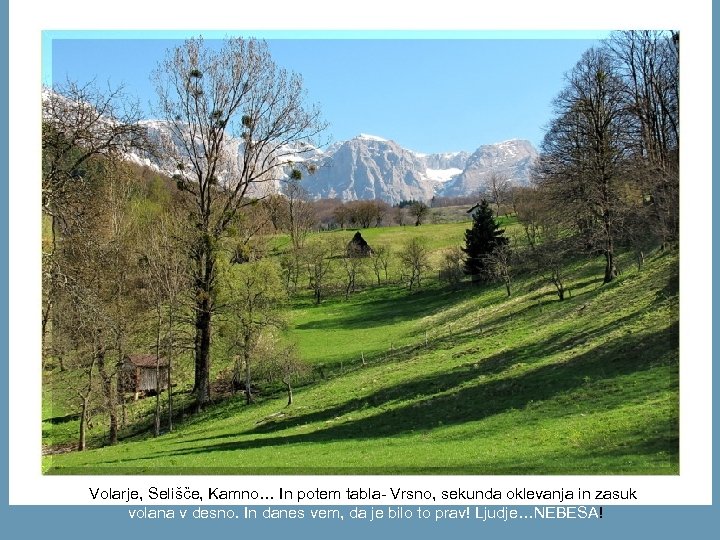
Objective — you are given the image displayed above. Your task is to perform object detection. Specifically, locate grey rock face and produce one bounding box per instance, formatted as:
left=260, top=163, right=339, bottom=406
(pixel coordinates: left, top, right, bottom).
left=439, top=139, right=538, bottom=197
left=127, top=118, right=537, bottom=203
left=301, top=137, right=537, bottom=203
left=302, top=135, right=436, bottom=205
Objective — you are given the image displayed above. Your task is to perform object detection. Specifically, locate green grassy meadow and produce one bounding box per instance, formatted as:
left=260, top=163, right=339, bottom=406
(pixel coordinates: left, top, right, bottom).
left=42, top=217, right=679, bottom=475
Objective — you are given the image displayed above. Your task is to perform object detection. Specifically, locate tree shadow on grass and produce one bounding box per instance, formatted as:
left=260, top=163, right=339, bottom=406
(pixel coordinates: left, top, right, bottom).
left=295, top=285, right=478, bottom=331
left=156, top=322, right=677, bottom=462
left=43, top=413, right=80, bottom=425
left=428, top=298, right=664, bottom=369
left=345, top=283, right=582, bottom=363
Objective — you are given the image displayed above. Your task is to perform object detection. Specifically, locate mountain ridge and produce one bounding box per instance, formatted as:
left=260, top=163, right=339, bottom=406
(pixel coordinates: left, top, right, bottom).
left=130, top=125, right=538, bottom=204
left=43, top=89, right=538, bottom=205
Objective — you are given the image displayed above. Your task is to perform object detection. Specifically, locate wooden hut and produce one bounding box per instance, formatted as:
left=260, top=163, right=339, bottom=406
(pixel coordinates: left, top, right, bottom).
left=346, top=231, right=373, bottom=257
left=120, top=354, right=169, bottom=400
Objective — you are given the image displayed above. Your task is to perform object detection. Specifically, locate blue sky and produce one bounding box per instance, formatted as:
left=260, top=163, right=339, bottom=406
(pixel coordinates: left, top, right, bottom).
left=46, top=32, right=606, bottom=154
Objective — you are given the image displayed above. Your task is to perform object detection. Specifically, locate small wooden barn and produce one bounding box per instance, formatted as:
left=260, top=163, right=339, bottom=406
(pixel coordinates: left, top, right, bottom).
left=120, top=354, right=169, bottom=399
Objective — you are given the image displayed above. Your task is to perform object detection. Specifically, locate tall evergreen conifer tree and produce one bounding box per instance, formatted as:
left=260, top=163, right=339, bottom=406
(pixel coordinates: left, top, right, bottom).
left=463, top=199, right=508, bottom=282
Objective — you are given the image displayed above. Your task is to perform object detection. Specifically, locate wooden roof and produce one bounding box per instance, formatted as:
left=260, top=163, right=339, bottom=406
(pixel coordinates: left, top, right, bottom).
left=124, top=354, right=169, bottom=368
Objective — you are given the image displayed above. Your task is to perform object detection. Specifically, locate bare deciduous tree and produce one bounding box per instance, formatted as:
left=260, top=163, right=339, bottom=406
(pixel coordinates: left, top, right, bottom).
left=408, top=201, right=430, bottom=226
left=221, top=260, right=286, bottom=405
left=439, top=246, right=465, bottom=287
left=608, top=30, right=679, bottom=249
left=537, top=232, right=575, bottom=301
left=370, top=244, right=392, bottom=285
left=393, top=206, right=408, bottom=226
left=140, top=214, right=190, bottom=435
left=485, top=171, right=510, bottom=217
left=536, top=47, right=632, bottom=283
left=50, top=157, right=140, bottom=447
left=285, top=179, right=316, bottom=251
left=254, top=339, right=308, bottom=406
left=42, top=80, right=149, bottom=349
left=399, top=237, right=430, bottom=291
left=304, top=239, right=336, bottom=305
left=346, top=200, right=385, bottom=229
left=514, top=186, right=547, bottom=252
left=332, top=203, right=351, bottom=230
left=340, top=247, right=366, bottom=300
left=153, top=37, right=325, bottom=408
left=483, top=242, right=514, bottom=297
left=42, top=80, right=149, bottom=220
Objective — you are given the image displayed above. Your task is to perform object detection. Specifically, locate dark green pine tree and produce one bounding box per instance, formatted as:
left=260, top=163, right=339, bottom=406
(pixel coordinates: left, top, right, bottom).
left=463, top=199, right=508, bottom=283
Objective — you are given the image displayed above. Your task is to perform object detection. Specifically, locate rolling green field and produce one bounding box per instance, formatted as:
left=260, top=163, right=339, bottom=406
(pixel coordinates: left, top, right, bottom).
left=42, top=219, right=679, bottom=475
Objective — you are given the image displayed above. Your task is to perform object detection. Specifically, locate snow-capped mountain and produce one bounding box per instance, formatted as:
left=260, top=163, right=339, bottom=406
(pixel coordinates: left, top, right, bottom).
left=126, top=119, right=324, bottom=199
left=126, top=125, right=537, bottom=204
left=439, top=139, right=538, bottom=197
left=298, top=136, right=536, bottom=204
left=418, top=150, right=471, bottom=171
left=300, top=135, right=437, bottom=204
left=43, top=89, right=537, bottom=204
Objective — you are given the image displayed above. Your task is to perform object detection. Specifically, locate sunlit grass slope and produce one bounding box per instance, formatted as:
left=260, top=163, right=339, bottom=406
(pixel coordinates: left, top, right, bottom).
left=44, top=246, right=679, bottom=475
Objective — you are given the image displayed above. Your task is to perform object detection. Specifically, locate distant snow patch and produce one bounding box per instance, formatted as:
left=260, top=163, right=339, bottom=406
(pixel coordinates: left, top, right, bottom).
left=357, top=133, right=388, bottom=142
left=425, top=167, right=463, bottom=183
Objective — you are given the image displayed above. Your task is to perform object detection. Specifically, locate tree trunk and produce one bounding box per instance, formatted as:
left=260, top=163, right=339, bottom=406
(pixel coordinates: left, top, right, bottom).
left=120, top=396, right=127, bottom=429
left=193, top=238, right=215, bottom=410
left=154, top=308, right=162, bottom=437
left=244, top=345, right=253, bottom=405
left=193, top=304, right=212, bottom=409
left=78, top=397, right=88, bottom=451
left=636, top=250, right=645, bottom=271
left=167, top=361, right=173, bottom=431
left=552, top=273, right=565, bottom=301
left=78, top=358, right=96, bottom=451
left=154, top=374, right=161, bottom=436
left=284, top=379, right=293, bottom=406
left=41, top=299, right=52, bottom=359
left=602, top=200, right=618, bottom=283
left=167, top=307, right=174, bottom=432
left=604, top=248, right=618, bottom=283
left=42, top=214, right=58, bottom=348
left=95, top=344, right=118, bottom=445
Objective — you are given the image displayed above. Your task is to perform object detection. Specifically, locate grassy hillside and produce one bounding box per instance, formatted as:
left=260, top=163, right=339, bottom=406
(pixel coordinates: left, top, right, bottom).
left=43, top=226, right=679, bottom=474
